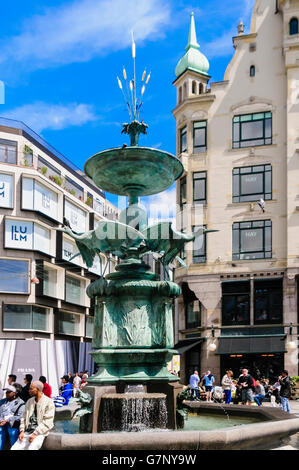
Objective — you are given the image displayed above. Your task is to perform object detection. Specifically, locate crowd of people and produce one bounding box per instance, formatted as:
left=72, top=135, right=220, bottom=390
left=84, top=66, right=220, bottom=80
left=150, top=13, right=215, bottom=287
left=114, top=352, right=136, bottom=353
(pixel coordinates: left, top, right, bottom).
left=0, top=370, right=90, bottom=450
left=189, top=368, right=292, bottom=413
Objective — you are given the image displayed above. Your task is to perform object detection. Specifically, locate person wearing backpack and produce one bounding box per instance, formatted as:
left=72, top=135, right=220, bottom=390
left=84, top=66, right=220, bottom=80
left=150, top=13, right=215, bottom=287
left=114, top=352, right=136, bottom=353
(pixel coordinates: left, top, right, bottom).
left=0, top=383, right=25, bottom=450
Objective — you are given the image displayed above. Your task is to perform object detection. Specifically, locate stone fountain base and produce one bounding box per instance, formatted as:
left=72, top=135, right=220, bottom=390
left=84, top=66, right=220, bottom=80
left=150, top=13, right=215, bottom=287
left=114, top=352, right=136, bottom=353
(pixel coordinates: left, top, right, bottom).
left=80, top=382, right=183, bottom=433
left=99, top=392, right=167, bottom=432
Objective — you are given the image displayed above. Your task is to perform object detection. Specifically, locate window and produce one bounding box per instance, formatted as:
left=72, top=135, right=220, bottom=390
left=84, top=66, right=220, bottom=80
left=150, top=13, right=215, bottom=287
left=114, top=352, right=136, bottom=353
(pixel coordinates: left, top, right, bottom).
left=65, top=275, right=85, bottom=305
left=193, top=172, right=207, bottom=204
left=57, top=311, right=81, bottom=336
left=233, top=112, right=272, bottom=148
left=0, top=139, right=17, bottom=164
left=179, top=176, right=187, bottom=208
left=186, top=300, right=201, bottom=329
left=254, top=279, right=283, bottom=324
left=290, top=18, right=298, bottom=35
left=192, top=226, right=206, bottom=264
left=233, top=220, right=272, bottom=260
left=86, top=316, right=94, bottom=338
left=22, top=177, right=59, bottom=221
left=0, top=259, right=29, bottom=293
left=62, top=236, right=83, bottom=267
left=180, top=127, right=187, bottom=153
left=64, top=200, right=87, bottom=233
left=199, top=83, right=204, bottom=94
left=0, top=173, right=13, bottom=208
left=192, top=81, right=197, bottom=94
left=38, top=156, right=61, bottom=179
left=178, top=87, right=182, bottom=104
left=23, top=145, right=33, bottom=167
left=64, top=176, right=84, bottom=200
left=193, top=121, right=207, bottom=153
left=233, top=164, right=272, bottom=203
left=3, top=305, right=50, bottom=332
left=250, top=65, right=255, bottom=77
left=222, top=281, right=250, bottom=326
left=43, top=267, right=58, bottom=297
left=5, top=219, right=51, bottom=255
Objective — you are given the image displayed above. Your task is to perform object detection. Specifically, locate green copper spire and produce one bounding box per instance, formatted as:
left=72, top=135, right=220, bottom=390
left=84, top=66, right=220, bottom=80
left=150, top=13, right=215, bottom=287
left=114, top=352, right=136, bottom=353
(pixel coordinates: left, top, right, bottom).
left=175, top=12, right=209, bottom=78
left=186, top=12, right=200, bottom=51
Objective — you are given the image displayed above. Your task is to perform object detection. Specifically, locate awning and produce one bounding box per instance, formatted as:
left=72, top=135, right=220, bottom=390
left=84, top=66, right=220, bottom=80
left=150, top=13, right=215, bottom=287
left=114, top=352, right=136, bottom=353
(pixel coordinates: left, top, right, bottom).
left=174, top=338, right=204, bottom=354
left=216, top=336, right=286, bottom=355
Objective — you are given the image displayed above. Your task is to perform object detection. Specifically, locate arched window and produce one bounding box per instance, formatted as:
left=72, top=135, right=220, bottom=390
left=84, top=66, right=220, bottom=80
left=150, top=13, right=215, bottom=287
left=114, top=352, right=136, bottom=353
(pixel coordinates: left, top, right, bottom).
left=192, top=80, right=197, bottom=94
left=183, top=82, right=187, bottom=99
left=250, top=65, right=255, bottom=77
left=178, top=87, right=182, bottom=104
left=290, top=17, right=298, bottom=36
left=199, top=83, right=204, bottom=94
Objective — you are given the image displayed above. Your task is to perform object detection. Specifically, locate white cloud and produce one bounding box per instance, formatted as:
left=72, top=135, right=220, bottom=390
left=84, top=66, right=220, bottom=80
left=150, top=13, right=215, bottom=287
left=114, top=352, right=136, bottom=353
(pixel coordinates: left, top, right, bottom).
left=0, top=0, right=171, bottom=70
left=141, top=186, right=177, bottom=225
left=3, top=102, right=98, bottom=133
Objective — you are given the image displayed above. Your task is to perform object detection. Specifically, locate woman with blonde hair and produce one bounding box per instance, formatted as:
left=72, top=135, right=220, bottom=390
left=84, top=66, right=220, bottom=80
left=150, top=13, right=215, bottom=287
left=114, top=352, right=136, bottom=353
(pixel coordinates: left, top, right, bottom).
left=221, top=370, right=234, bottom=404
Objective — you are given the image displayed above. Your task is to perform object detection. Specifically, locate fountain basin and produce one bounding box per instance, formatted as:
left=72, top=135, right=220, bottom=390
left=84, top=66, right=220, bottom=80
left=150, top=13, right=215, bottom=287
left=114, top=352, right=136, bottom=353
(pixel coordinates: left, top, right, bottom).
left=46, top=403, right=299, bottom=450
left=84, top=146, right=183, bottom=197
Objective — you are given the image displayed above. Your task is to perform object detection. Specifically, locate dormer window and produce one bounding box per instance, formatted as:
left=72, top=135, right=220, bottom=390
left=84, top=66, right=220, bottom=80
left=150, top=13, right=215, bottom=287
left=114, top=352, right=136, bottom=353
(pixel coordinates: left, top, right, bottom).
left=250, top=65, right=255, bottom=77
left=290, top=17, right=298, bottom=35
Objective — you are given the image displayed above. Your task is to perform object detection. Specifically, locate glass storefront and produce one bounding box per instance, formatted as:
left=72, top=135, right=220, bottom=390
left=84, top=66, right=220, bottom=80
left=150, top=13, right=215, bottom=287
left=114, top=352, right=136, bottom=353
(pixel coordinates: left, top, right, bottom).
left=220, top=353, right=284, bottom=383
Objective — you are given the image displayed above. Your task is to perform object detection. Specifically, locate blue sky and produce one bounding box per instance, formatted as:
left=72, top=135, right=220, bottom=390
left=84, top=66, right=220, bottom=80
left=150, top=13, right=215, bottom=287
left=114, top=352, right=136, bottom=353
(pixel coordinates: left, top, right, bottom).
left=0, top=0, right=255, bottom=210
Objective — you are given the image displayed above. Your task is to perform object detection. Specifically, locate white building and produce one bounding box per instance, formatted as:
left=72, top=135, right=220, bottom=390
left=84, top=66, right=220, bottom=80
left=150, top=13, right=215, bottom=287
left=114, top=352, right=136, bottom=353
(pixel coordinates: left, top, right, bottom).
left=0, top=117, right=118, bottom=342
left=173, top=0, right=299, bottom=383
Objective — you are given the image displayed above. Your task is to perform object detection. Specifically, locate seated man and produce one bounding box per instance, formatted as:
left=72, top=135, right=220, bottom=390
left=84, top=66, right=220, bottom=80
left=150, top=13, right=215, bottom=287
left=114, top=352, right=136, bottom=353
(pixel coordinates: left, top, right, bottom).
left=11, top=380, right=55, bottom=451
left=54, top=375, right=73, bottom=407
left=0, top=384, right=25, bottom=450
left=253, top=380, right=265, bottom=407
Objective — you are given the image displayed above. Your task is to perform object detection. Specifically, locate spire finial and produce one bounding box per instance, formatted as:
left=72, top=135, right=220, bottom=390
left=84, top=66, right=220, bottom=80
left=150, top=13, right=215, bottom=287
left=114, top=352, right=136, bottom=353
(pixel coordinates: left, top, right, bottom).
left=186, top=12, right=200, bottom=51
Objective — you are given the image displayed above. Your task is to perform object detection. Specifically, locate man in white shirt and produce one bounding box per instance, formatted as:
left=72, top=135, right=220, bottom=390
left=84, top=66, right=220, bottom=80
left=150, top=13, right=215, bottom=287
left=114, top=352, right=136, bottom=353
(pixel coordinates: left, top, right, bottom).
left=11, top=380, right=55, bottom=451
left=73, top=372, right=82, bottom=397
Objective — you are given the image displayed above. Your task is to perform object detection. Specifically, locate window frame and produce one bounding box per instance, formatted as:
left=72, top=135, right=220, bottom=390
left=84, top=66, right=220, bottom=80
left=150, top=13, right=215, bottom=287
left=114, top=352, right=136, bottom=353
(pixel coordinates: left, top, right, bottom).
left=290, top=17, right=299, bottom=36
left=0, top=258, right=30, bottom=294
left=222, top=281, right=251, bottom=326
left=232, top=220, right=272, bottom=260
left=232, top=164, right=272, bottom=203
left=0, top=138, right=17, bottom=165
left=233, top=112, right=272, bottom=149
left=254, top=279, right=283, bottom=325
left=3, top=304, right=51, bottom=333
left=180, top=126, right=187, bottom=153
left=193, top=171, right=207, bottom=205
left=0, top=171, right=14, bottom=209
left=185, top=299, right=201, bottom=329
left=192, top=225, right=207, bottom=264
left=193, top=120, right=207, bottom=153
left=56, top=310, right=83, bottom=337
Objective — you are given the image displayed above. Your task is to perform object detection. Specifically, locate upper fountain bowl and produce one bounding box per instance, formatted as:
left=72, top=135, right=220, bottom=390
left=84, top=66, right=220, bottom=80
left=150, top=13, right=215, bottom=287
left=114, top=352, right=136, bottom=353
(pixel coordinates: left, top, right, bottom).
left=84, top=146, right=183, bottom=197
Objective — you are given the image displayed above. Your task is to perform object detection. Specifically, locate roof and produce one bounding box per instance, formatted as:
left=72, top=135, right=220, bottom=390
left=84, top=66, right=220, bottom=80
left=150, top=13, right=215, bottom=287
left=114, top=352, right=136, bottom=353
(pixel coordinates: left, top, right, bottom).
left=175, top=13, right=209, bottom=78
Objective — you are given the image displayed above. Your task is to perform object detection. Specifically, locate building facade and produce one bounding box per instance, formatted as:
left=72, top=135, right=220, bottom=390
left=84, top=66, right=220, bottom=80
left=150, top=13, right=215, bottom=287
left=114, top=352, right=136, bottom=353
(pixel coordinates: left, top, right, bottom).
left=0, top=117, right=118, bottom=342
left=173, top=0, right=299, bottom=384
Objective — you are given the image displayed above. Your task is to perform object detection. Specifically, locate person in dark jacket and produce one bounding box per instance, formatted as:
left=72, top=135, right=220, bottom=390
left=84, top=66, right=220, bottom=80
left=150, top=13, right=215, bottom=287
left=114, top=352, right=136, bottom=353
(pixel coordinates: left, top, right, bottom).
left=19, top=375, right=33, bottom=403
left=237, top=369, right=254, bottom=405
left=279, top=370, right=291, bottom=413
left=0, top=383, right=25, bottom=449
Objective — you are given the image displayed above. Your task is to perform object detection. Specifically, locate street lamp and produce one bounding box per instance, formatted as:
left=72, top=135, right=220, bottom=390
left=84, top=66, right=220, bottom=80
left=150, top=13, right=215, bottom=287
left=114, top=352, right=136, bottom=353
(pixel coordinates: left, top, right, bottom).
left=208, top=324, right=217, bottom=352
left=286, top=322, right=297, bottom=350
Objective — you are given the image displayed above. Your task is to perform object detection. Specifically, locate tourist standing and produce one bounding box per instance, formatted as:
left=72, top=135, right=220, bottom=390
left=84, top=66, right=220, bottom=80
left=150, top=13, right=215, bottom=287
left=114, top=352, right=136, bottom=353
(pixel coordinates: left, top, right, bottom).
left=221, top=370, right=233, bottom=404
left=279, top=370, right=291, bottom=413
left=202, top=370, right=215, bottom=402
left=237, top=369, right=254, bottom=405
left=73, top=372, right=82, bottom=397
left=0, top=383, right=25, bottom=450
left=19, top=374, right=32, bottom=403
left=11, top=380, right=55, bottom=451
left=39, top=376, right=52, bottom=399
left=253, top=380, right=265, bottom=406
left=189, top=370, right=200, bottom=400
